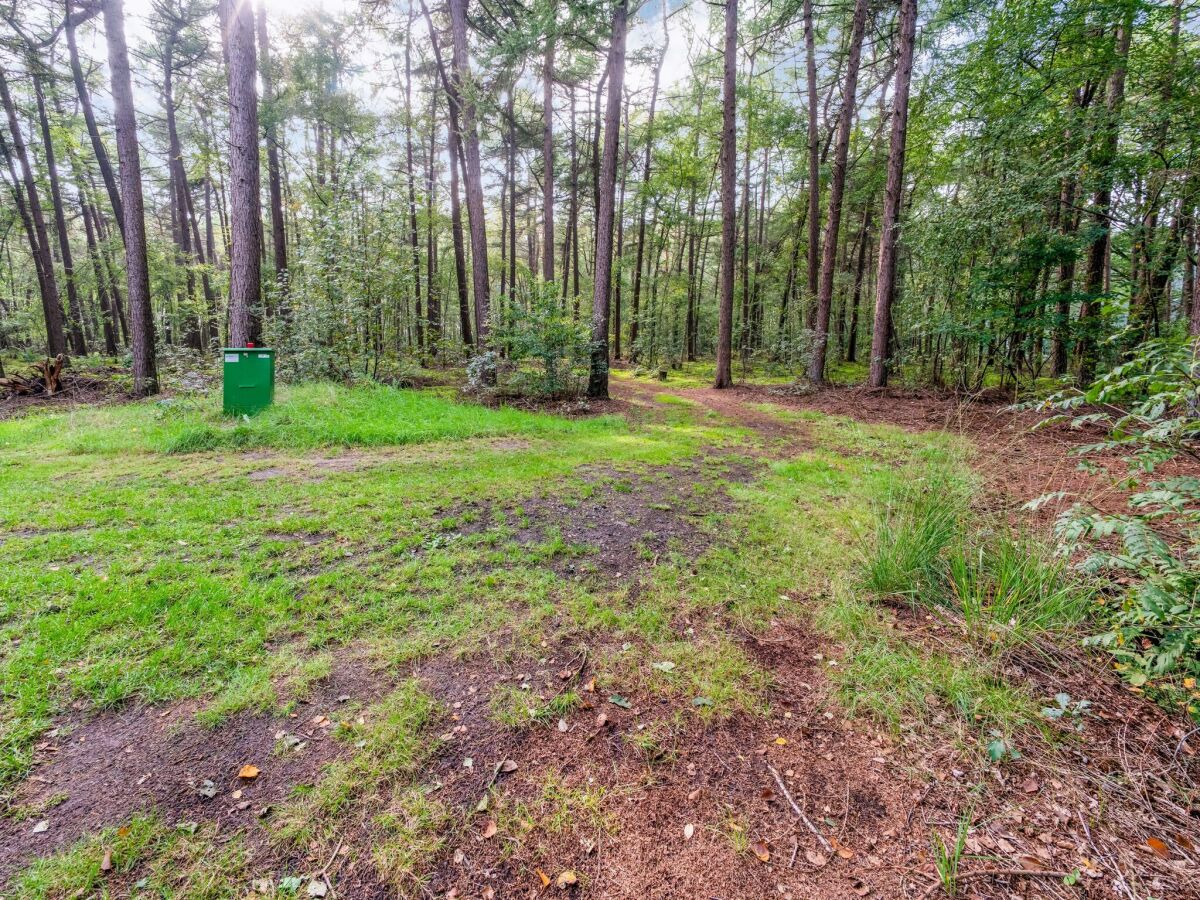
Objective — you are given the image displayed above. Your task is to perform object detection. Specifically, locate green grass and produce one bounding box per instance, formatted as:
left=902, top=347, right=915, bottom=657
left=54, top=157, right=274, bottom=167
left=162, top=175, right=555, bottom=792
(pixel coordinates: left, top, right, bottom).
left=0, top=381, right=622, bottom=455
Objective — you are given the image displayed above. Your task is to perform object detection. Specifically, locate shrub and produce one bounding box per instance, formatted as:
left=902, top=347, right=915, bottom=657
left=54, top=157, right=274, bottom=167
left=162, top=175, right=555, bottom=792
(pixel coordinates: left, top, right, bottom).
left=1032, top=334, right=1200, bottom=709
left=488, top=282, right=593, bottom=400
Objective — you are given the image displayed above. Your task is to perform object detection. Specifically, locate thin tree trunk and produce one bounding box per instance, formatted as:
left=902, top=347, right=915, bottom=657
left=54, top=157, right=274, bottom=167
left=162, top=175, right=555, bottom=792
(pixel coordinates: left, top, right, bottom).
left=0, top=65, right=66, bottom=357
left=65, top=5, right=124, bottom=242
left=404, top=15, right=424, bottom=352
left=447, top=113, right=472, bottom=346
left=542, top=36, right=555, bottom=283
left=1079, top=9, right=1132, bottom=384
left=714, top=0, right=737, bottom=389
left=103, top=0, right=157, bottom=393
left=803, top=0, right=820, bottom=329
left=587, top=0, right=627, bottom=399
left=867, top=0, right=916, bottom=387
left=809, top=0, right=869, bottom=385
left=257, top=1, right=288, bottom=302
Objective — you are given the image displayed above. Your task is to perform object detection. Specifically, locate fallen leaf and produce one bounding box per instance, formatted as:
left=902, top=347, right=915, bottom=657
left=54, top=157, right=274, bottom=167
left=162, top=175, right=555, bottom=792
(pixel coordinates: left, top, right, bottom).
left=499, top=759, right=518, bottom=773
left=805, top=850, right=827, bottom=868
left=595, top=712, right=609, bottom=727
left=1018, top=855, right=1047, bottom=871
left=238, top=765, right=260, bottom=780
left=687, top=788, right=701, bottom=801
left=536, top=868, right=551, bottom=888
left=476, top=794, right=489, bottom=813
left=117, top=826, right=130, bottom=838
left=1021, top=776, right=1040, bottom=794
left=692, top=697, right=713, bottom=707
left=306, top=878, right=328, bottom=897
left=101, top=848, right=112, bottom=872
left=482, top=889, right=496, bottom=900
left=482, top=820, right=497, bottom=839
left=750, top=840, right=770, bottom=862
left=651, top=661, right=676, bottom=672
left=1146, top=837, right=1171, bottom=859
left=197, top=779, right=217, bottom=799
left=583, top=678, right=595, bottom=692
left=558, top=717, right=568, bottom=732
left=837, top=847, right=855, bottom=860
left=555, top=870, right=577, bottom=888
left=774, top=737, right=788, bottom=746
left=31, top=820, right=48, bottom=834
left=684, top=823, right=695, bottom=840
left=608, top=694, right=631, bottom=709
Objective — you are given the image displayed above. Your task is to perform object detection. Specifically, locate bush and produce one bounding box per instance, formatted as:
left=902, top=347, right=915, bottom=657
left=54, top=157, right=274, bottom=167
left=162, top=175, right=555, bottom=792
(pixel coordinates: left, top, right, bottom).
left=487, top=282, right=593, bottom=400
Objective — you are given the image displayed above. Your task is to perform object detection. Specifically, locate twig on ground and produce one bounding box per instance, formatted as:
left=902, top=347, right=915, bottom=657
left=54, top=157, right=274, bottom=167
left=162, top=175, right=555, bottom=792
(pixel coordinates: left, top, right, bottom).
left=919, top=868, right=1071, bottom=899
left=765, top=762, right=833, bottom=854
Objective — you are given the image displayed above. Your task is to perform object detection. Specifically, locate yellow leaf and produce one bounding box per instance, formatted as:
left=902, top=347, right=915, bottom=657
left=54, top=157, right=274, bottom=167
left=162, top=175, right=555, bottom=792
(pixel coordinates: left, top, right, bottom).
left=238, top=765, right=260, bottom=780
left=536, top=869, right=551, bottom=888
left=774, top=737, right=788, bottom=746
left=750, top=840, right=770, bottom=862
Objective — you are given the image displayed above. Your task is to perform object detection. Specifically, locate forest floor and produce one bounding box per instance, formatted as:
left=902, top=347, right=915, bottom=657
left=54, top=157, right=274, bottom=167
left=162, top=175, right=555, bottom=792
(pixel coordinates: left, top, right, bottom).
left=0, top=371, right=1196, bottom=899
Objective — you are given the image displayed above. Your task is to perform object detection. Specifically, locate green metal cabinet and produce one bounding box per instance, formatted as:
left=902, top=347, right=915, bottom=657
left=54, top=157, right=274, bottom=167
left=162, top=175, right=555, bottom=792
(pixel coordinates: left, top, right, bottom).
left=222, top=347, right=275, bottom=415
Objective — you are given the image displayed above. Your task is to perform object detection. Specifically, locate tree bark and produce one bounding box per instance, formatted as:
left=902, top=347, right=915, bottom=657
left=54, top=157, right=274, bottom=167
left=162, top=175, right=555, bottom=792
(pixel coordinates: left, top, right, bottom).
left=542, top=35, right=555, bottom=283
left=867, top=0, right=916, bottom=387
left=404, top=15, right=424, bottom=352
left=447, top=0, right=490, bottom=342
left=587, top=0, right=627, bottom=399
left=0, top=65, right=66, bottom=357
left=1079, top=9, right=1132, bottom=384
left=65, top=3, right=125, bottom=242
left=103, top=0, right=157, bottom=393
left=808, top=0, right=869, bottom=385
left=257, top=1, right=288, bottom=301
left=714, top=0, right=737, bottom=389
left=802, top=0, right=820, bottom=329
left=219, top=0, right=263, bottom=348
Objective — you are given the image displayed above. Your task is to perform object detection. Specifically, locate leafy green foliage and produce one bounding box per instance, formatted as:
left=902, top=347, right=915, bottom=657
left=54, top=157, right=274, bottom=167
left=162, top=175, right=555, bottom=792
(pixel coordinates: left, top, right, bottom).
left=1034, top=335, right=1200, bottom=711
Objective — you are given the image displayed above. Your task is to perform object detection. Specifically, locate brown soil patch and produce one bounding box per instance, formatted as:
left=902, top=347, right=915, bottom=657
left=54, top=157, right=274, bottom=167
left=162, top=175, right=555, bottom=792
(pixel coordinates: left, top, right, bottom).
left=0, top=649, right=391, bottom=884
left=436, top=455, right=759, bottom=584
left=413, top=622, right=922, bottom=900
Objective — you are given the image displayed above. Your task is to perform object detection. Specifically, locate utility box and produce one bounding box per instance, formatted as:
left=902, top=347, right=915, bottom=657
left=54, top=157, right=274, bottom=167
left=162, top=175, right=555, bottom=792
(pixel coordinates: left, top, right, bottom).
left=222, top=347, right=275, bottom=415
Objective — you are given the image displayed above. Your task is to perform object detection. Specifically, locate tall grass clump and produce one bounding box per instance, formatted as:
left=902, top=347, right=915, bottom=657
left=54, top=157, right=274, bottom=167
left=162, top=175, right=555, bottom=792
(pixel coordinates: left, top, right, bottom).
left=863, top=472, right=970, bottom=601
left=864, top=469, right=1092, bottom=651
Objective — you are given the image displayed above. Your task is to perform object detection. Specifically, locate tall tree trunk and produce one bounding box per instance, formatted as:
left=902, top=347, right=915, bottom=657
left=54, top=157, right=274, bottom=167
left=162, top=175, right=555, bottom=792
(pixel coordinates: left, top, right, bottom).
left=542, top=36, right=555, bottom=283
left=82, top=199, right=118, bottom=355
left=802, top=0, right=820, bottom=329
left=569, top=85, right=580, bottom=315
left=867, top=0, right=916, bottom=387
left=0, top=65, right=66, bottom=357
left=587, top=0, right=627, bottom=399
left=447, top=0, right=490, bottom=341
left=427, top=91, right=441, bottom=349
left=257, top=1, right=288, bottom=302
left=614, top=88, right=629, bottom=359
left=65, top=4, right=125, bottom=242
left=629, top=10, right=668, bottom=362
left=1079, top=9, right=1132, bottom=384
left=447, top=113, right=472, bottom=346
left=847, top=204, right=873, bottom=363
left=220, top=0, right=263, bottom=347
left=404, top=16, right=424, bottom=352
left=714, top=0, right=737, bottom=389
left=809, top=0, right=869, bottom=385
left=103, top=0, right=157, bottom=393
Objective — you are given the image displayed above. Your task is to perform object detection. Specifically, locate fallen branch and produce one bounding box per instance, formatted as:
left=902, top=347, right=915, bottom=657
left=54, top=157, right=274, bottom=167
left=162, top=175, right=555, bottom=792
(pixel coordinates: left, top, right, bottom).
left=765, top=762, right=833, bottom=854
left=919, top=868, right=1071, bottom=899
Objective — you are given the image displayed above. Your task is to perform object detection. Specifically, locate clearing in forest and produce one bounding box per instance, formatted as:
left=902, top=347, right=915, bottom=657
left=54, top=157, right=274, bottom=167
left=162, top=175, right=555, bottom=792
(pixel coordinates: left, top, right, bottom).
left=0, top=375, right=1195, bottom=899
